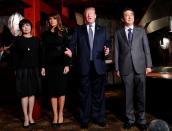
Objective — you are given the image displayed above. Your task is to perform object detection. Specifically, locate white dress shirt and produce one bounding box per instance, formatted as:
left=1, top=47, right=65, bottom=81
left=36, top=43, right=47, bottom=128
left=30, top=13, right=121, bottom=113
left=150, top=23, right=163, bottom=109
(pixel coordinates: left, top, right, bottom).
left=87, top=22, right=95, bottom=39
left=125, top=25, right=134, bottom=40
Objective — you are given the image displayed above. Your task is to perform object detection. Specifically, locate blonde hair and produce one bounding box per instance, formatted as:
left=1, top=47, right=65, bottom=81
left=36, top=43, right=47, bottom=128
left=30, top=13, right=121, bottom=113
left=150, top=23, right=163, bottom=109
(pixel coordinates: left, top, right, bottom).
left=84, top=7, right=96, bottom=16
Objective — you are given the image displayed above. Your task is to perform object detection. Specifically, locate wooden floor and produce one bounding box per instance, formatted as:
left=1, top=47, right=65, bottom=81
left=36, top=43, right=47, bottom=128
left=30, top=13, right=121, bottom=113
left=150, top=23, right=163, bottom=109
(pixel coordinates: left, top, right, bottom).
left=0, top=64, right=172, bottom=130
left=0, top=86, right=171, bottom=131
left=0, top=106, right=155, bottom=131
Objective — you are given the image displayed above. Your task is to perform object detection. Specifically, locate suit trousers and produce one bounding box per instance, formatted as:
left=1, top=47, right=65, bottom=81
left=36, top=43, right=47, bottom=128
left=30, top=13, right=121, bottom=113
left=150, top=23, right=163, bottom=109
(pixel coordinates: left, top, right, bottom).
left=79, top=61, right=106, bottom=124
left=121, top=69, right=146, bottom=124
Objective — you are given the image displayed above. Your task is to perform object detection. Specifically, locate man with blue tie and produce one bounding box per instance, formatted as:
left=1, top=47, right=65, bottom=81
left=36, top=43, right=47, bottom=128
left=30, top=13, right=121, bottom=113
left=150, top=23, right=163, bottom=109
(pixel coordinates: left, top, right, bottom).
left=68, top=7, right=111, bottom=129
left=115, top=8, right=152, bottom=131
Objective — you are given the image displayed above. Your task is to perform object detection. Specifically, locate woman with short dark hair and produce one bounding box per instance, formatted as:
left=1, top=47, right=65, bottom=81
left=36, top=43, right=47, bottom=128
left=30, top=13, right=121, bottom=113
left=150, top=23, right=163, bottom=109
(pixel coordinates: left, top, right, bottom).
left=13, top=19, right=41, bottom=128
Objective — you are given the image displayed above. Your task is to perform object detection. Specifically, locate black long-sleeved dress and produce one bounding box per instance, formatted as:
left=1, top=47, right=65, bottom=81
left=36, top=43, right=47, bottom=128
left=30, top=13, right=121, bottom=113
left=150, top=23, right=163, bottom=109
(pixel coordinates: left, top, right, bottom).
left=41, top=29, right=70, bottom=97
left=13, top=36, right=41, bottom=97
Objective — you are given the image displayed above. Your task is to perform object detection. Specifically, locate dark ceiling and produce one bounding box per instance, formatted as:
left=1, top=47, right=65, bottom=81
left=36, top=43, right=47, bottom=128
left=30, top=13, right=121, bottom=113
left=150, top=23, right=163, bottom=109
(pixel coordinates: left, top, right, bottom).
left=44, top=0, right=153, bottom=20
left=0, top=0, right=153, bottom=22
left=0, top=0, right=30, bottom=16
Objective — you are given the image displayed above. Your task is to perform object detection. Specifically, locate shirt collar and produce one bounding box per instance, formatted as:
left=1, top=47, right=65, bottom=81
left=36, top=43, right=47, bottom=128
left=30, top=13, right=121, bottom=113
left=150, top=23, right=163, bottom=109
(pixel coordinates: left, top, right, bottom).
left=87, top=22, right=95, bottom=28
left=125, top=25, right=134, bottom=30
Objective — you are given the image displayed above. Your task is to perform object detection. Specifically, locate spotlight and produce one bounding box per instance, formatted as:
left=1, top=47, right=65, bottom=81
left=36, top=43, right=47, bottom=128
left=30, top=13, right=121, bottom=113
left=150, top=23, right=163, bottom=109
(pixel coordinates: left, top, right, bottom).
left=159, top=37, right=170, bottom=49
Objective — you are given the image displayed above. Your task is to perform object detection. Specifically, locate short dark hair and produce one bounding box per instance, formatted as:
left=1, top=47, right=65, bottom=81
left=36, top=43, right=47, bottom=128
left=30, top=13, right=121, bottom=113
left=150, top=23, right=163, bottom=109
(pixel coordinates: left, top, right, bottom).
left=122, top=7, right=134, bottom=18
left=19, top=19, right=32, bottom=30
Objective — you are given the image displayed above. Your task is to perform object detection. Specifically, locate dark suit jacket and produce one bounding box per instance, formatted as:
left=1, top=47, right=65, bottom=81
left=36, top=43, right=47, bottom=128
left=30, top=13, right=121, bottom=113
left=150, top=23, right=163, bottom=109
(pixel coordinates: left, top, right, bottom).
left=69, top=24, right=111, bottom=76
left=115, top=26, right=152, bottom=75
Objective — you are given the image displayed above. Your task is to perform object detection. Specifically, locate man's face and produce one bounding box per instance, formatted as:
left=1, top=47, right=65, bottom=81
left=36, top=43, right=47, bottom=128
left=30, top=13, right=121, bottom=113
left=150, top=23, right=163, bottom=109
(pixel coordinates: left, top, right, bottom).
left=122, top=10, right=134, bottom=26
left=84, top=8, right=96, bottom=24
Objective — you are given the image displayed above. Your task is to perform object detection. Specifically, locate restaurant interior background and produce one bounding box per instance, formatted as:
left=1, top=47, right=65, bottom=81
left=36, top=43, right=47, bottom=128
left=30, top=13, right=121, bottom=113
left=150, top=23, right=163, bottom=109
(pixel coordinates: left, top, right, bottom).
left=0, top=0, right=172, bottom=125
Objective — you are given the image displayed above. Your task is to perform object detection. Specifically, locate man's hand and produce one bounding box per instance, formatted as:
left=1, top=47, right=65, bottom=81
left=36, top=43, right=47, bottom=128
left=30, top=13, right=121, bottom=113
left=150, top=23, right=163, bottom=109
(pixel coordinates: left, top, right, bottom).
left=64, top=48, right=72, bottom=58
left=63, top=66, right=69, bottom=74
left=41, top=68, right=46, bottom=76
left=104, top=46, right=110, bottom=56
left=115, top=71, right=120, bottom=77
left=146, top=68, right=152, bottom=74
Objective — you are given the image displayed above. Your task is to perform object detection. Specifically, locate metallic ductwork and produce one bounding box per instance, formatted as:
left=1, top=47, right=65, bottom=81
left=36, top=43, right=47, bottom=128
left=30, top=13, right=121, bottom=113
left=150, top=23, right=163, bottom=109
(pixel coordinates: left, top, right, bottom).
left=139, top=0, right=172, bottom=33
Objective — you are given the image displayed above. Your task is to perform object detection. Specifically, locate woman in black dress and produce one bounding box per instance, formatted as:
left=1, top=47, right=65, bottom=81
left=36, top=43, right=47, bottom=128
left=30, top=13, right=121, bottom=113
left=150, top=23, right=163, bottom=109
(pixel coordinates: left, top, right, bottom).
left=13, top=19, right=41, bottom=128
left=41, top=13, right=71, bottom=126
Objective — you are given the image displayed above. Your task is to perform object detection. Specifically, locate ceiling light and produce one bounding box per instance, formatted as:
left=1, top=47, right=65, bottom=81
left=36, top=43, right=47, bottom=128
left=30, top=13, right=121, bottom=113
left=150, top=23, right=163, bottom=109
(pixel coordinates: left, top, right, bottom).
left=159, top=37, right=170, bottom=50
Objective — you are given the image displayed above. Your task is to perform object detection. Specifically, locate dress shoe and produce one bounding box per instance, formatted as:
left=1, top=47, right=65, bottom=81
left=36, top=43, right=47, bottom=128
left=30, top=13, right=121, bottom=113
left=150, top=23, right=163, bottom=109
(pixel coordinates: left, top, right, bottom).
left=137, top=123, right=147, bottom=131
left=80, top=123, right=88, bottom=129
left=123, top=122, right=134, bottom=129
left=57, top=122, right=64, bottom=127
left=94, top=121, right=106, bottom=127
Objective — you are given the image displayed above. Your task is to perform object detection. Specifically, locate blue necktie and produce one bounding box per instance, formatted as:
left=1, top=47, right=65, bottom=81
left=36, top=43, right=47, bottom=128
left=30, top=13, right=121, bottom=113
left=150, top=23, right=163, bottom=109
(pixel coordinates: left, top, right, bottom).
left=88, top=25, right=93, bottom=60
left=128, top=28, right=132, bottom=45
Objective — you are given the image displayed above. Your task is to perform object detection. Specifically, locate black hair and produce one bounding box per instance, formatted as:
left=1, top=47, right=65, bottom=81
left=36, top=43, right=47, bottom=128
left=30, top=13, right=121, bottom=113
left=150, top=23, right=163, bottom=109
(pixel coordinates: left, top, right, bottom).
left=121, top=7, right=134, bottom=18
left=19, top=19, right=32, bottom=30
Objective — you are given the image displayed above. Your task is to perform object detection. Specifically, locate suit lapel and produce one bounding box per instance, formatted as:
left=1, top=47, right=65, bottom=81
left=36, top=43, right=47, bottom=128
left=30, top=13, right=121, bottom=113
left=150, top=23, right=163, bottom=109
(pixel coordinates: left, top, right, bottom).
left=121, top=27, right=138, bottom=47
left=83, top=25, right=90, bottom=49
left=132, top=27, right=138, bottom=46
left=83, top=24, right=100, bottom=49
left=93, top=25, right=98, bottom=49
left=121, top=28, right=128, bottom=45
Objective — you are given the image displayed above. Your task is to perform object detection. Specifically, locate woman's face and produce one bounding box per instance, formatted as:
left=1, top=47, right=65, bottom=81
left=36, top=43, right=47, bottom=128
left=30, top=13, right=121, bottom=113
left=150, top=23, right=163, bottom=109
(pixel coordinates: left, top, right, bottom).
left=49, top=16, right=58, bottom=28
left=21, top=23, right=32, bottom=34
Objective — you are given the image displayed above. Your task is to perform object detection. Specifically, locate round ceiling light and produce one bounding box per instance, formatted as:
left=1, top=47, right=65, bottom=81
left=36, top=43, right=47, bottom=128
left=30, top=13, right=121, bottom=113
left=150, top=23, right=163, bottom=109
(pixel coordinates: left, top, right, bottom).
left=159, top=37, right=170, bottom=50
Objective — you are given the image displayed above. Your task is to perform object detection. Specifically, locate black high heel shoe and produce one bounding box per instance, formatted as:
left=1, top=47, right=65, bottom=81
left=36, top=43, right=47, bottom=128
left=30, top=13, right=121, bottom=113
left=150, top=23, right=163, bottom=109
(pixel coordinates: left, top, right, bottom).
left=57, top=122, right=64, bottom=127
left=58, top=117, right=64, bottom=127
left=23, top=120, right=29, bottom=128
left=29, top=122, right=36, bottom=125
left=23, top=123, right=29, bottom=128
left=51, top=123, right=59, bottom=128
